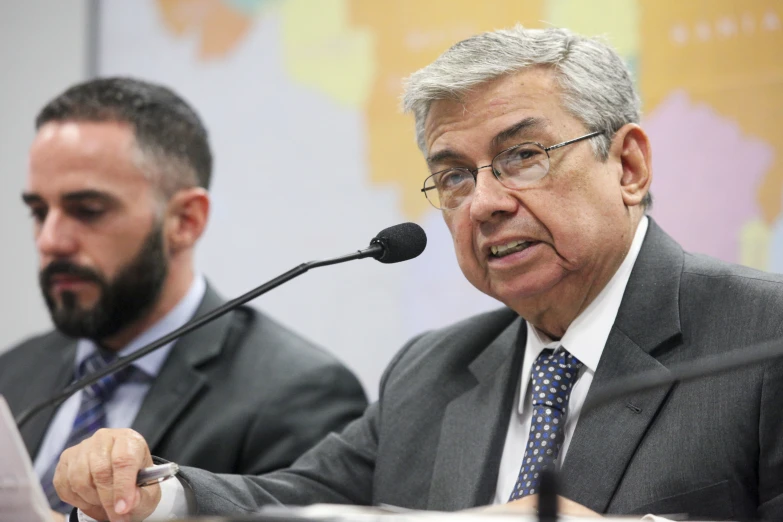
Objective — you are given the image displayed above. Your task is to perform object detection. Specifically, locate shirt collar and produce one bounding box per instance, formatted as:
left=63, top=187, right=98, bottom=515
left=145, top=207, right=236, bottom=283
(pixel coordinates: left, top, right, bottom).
left=518, top=216, right=649, bottom=412
left=75, top=275, right=207, bottom=378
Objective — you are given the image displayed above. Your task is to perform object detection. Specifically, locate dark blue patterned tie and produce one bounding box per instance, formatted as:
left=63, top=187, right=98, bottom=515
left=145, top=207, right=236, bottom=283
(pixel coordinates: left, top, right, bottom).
left=40, top=350, right=140, bottom=513
left=509, top=348, right=582, bottom=501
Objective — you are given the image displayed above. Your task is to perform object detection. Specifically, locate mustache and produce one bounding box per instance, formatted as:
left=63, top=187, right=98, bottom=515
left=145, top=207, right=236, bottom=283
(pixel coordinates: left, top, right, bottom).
left=40, top=260, right=103, bottom=288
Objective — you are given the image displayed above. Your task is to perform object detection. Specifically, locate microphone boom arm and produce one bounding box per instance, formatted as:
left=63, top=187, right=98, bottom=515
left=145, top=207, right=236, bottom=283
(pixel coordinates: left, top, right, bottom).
left=582, top=336, right=783, bottom=415
left=14, top=244, right=385, bottom=427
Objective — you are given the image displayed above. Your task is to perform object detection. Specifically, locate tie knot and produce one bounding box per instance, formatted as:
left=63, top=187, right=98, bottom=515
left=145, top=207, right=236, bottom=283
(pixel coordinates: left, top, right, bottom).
left=536, top=348, right=582, bottom=371
left=530, top=348, right=582, bottom=411
left=76, top=351, right=141, bottom=401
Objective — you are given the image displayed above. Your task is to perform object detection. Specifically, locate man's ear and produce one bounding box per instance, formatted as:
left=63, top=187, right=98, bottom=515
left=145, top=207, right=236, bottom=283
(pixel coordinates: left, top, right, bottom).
left=610, top=123, right=652, bottom=208
left=163, top=187, right=210, bottom=254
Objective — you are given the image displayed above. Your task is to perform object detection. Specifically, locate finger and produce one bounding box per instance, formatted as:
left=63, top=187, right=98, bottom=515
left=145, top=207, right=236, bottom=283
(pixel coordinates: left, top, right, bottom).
left=110, top=429, right=152, bottom=516
left=88, top=434, right=118, bottom=517
left=55, top=445, right=104, bottom=517
left=136, top=482, right=162, bottom=521
left=68, top=440, right=105, bottom=508
left=556, top=495, right=601, bottom=517
left=52, top=449, right=77, bottom=507
left=509, top=494, right=538, bottom=510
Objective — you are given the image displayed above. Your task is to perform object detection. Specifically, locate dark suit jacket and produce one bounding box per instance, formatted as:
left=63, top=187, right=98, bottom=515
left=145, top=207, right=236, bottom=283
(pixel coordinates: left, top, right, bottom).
left=177, top=220, right=783, bottom=520
left=0, top=285, right=368, bottom=475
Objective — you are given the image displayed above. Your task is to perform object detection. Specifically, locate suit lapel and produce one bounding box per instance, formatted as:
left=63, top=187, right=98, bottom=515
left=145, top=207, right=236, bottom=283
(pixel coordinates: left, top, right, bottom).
left=18, top=337, right=77, bottom=457
left=559, top=219, right=685, bottom=512
left=131, top=285, right=230, bottom=450
left=559, top=329, right=673, bottom=511
left=427, top=316, right=525, bottom=511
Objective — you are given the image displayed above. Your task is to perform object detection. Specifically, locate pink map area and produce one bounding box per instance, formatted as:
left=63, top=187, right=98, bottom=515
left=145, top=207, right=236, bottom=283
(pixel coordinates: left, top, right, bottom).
left=644, top=91, right=774, bottom=263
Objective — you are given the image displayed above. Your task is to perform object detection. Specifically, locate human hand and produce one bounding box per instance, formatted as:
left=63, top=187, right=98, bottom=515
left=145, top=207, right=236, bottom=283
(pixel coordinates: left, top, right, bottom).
left=476, top=494, right=602, bottom=517
left=52, top=428, right=160, bottom=522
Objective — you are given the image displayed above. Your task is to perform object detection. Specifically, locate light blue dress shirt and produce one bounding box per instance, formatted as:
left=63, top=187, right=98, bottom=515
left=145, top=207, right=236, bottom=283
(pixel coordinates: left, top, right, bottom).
left=33, top=275, right=207, bottom=478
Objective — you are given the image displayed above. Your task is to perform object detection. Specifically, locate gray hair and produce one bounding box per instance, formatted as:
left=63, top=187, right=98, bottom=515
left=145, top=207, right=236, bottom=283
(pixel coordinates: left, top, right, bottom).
left=402, top=25, right=650, bottom=207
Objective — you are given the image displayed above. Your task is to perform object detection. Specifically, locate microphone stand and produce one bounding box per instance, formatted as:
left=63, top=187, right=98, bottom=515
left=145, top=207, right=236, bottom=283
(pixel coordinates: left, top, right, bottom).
left=15, top=244, right=384, bottom=428
left=538, top=469, right=558, bottom=522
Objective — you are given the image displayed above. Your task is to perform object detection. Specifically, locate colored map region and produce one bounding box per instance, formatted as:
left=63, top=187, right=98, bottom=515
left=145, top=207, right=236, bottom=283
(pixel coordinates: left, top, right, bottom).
left=154, top=0, right=783, bottom=270
left=156, top=0, right=265, bottom=58
left=638, top=0, right=783, bottom=269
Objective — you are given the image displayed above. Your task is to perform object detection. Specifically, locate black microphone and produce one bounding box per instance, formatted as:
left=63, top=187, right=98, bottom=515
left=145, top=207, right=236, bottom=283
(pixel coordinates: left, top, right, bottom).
left=15, top=222, right=427, bottom=428
left=536, top=335, right=783, bottom=521
left=370, top=222, right=428, bottom=264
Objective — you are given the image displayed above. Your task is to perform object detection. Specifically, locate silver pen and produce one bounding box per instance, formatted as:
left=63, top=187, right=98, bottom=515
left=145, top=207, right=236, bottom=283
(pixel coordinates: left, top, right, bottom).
left=136, top=462, right=179, bottom=487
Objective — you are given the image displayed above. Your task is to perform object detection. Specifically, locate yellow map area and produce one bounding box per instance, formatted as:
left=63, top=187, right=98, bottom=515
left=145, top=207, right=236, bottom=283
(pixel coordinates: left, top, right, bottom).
left=350, top=0, right=553, bottom=219
left=155, top=0, right=782, bottom=245
left=278, top=0, right=375, bottom=107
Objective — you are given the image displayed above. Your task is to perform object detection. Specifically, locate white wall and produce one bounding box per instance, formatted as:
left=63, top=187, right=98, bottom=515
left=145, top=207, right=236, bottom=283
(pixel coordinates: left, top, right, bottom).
left=0, top=0, right=90, bottom=351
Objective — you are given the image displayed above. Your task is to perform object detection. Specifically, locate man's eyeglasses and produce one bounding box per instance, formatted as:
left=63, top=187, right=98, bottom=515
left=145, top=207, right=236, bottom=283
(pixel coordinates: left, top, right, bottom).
left=421, top=131, right=603, bottom=210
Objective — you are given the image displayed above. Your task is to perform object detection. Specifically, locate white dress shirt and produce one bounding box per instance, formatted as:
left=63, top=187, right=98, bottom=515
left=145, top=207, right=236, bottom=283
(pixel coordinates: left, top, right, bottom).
left=35, top=275, right=206, bottom=478
left=493, top=216, right=649, bottom=503
left=98, top=218, right=661, bottom=521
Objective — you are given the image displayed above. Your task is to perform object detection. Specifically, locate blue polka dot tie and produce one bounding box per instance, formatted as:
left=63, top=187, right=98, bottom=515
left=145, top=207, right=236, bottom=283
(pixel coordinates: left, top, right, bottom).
left=508, top=348, right=583, bottom=501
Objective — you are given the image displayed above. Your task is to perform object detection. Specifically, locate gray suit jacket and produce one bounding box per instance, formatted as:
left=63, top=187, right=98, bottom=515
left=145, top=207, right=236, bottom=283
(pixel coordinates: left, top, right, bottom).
left=0, top=285, right=368, bottom=475
left=166, top=222, right=783, bottom=519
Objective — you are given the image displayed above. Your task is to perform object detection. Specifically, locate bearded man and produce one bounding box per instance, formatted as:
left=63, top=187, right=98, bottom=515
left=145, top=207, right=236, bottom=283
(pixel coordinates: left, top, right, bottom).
left=0, top=77, right=367, bottom=519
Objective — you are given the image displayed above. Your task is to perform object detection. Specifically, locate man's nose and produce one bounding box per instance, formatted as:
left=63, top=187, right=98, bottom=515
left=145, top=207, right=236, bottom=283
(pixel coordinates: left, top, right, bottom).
left=469, top=166, right=518, bottom=222
left=36, top=211, right=78, bottom=258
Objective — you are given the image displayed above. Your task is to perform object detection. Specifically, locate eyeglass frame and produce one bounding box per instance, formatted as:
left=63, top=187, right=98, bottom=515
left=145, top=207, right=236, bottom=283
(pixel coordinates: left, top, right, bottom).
left=421, top=130, right=604, bottom=210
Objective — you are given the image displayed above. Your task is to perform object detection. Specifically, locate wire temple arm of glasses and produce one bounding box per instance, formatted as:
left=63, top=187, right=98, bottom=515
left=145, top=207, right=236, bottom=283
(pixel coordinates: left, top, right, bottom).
left=421, top=186, right=438, bottom=193
left=545, top=131, right=603, bottom=152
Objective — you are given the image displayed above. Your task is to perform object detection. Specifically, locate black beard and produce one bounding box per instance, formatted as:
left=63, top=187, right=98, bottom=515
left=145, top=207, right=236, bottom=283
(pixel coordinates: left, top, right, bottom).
left=39, top=223, right=169, bottom=342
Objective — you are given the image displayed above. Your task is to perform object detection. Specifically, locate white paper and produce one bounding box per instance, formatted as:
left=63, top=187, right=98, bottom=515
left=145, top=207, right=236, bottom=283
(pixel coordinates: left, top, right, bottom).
left=0, top=396, right=51, bottom=522
left=258, top=503, right=649, bottom=522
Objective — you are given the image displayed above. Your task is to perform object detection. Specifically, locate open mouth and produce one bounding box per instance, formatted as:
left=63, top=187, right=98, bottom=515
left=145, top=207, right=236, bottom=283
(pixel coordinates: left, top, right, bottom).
left=490, top=240, right=537, bottom=258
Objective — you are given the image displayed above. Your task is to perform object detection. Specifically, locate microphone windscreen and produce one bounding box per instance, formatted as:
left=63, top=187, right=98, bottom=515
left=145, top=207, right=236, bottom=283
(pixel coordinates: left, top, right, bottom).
left=371, top=222, right=427, bottom=264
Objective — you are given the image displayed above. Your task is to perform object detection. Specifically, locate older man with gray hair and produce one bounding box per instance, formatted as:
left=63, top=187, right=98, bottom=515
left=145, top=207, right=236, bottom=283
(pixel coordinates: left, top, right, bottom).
left=53, top=25, right=783, bottom=521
